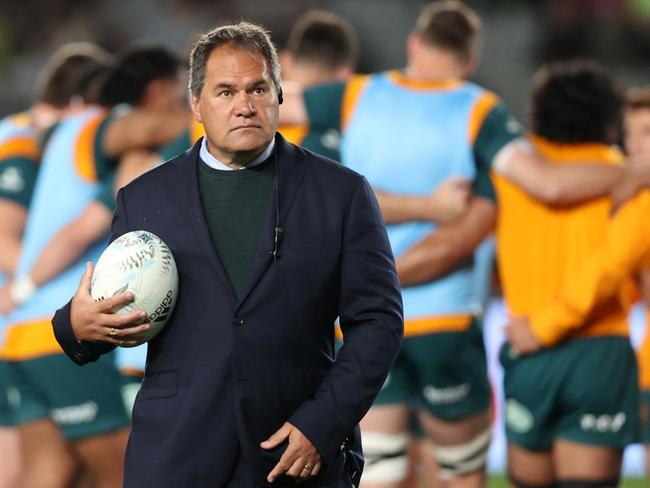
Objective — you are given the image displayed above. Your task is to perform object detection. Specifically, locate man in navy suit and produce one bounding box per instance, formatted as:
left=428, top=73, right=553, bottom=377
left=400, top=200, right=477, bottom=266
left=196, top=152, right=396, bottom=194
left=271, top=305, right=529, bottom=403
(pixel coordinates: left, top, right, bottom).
left=52, top=22, right=403, bottom=487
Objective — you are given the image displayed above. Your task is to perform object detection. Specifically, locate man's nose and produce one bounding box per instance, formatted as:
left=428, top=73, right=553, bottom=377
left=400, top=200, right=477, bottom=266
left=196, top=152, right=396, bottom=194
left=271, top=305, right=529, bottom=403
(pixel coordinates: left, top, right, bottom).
left=234, top=92, right=256, bottom=116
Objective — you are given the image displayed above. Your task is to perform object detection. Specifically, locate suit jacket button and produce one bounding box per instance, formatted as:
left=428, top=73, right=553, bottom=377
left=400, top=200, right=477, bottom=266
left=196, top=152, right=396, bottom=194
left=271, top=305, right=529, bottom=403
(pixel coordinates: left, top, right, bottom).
left=233, top=316, right=245, bottom=326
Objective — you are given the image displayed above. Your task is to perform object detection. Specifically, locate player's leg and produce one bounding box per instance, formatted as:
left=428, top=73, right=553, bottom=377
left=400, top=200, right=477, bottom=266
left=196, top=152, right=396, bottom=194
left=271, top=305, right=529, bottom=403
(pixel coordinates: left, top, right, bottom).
left=29, top=352, right=131, bottom=488
left=21, top=419, right=81, bottom=487
left=72, top=428, right=130, bottom=488
left=19, top=418, right=78, bottom=488
left=500, top=342, right=558, bottom=487
left=0, top=427, right=20, bottom=488
left=551, top=337, right=638, bottom=487
left=553, top=440, right=621, bottom=487
left=419, top=409, right=491, bottom=488
left=416, top=322, right=492, bottom=488
left=68, top=363, right=139, bottom=488
left=403, top=415, right=441, bottom=488
left=360, top=348, right=413, bottom=488
left=507, top=444, right=554, bottom=488
left=10, top=358, right=79, bottom=488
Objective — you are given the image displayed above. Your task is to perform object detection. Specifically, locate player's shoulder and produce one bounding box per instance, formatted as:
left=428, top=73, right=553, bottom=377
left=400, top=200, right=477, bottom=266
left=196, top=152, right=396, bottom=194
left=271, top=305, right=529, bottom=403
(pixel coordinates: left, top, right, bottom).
left=121, top=145, right=192, bottom=194
left=461, top=80, right=499, bottom=99
left=287, top=139, right=365, bottom=186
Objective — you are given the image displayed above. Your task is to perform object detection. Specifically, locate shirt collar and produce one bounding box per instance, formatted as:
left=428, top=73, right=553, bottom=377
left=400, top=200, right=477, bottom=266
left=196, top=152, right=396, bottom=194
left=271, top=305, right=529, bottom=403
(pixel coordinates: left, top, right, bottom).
left=199, top=136, right=275, bottom=171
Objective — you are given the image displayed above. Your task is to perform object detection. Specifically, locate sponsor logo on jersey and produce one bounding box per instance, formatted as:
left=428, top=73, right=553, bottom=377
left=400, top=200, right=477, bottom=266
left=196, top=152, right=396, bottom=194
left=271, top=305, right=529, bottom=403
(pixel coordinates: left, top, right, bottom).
left=423, top=383, right=470, bottom=405
left=505, top=399, right=534, bottom=433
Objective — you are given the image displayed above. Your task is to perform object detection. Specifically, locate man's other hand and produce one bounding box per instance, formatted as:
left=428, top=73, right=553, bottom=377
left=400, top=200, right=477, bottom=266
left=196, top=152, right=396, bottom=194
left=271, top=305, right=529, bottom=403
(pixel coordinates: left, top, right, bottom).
left=261, top=421, right=322, bottom=483
left=70, top=262, right=151, bottom=347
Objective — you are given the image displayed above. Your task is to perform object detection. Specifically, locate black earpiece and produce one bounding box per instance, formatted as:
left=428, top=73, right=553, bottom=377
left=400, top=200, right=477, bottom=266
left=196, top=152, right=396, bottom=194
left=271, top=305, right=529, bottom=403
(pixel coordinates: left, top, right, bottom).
left=278, top=88, right=284, bottom=105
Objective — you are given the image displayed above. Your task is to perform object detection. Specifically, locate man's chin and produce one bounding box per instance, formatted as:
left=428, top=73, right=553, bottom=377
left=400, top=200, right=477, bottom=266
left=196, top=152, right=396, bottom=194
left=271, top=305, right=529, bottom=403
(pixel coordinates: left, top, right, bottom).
left=228, top=135, right=273, bottom=154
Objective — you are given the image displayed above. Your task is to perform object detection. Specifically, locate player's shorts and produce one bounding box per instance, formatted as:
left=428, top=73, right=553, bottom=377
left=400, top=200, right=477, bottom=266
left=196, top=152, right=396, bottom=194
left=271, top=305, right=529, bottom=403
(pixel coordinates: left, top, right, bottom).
left=640, top=390, right=650, bottom=444
left=374, top=319, right=490, bottom=421
left=8, top=352, right=130, bottom=440
left=0, top=360, right=16, bottom=427
left=501, top=336, right=639, bottom=451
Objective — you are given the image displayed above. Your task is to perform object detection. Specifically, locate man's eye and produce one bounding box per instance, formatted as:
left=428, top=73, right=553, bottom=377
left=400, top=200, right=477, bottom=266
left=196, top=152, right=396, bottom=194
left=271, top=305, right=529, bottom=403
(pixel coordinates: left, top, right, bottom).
left=254, top=88, right=265, bottom=95
left=219, top=90, right=231, bottom=97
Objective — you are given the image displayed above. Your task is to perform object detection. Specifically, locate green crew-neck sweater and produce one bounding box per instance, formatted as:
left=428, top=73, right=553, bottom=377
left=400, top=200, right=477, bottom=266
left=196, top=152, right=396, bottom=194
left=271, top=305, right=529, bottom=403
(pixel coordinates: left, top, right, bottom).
left=197, top=157, right=275, bottom=300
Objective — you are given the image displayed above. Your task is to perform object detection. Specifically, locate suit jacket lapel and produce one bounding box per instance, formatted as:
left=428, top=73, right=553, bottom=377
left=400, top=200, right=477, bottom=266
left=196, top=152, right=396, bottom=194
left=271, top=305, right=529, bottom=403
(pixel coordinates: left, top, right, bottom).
left=172, top=139, right=237, bottom=304
left=236, top=133, right=307, bottom=307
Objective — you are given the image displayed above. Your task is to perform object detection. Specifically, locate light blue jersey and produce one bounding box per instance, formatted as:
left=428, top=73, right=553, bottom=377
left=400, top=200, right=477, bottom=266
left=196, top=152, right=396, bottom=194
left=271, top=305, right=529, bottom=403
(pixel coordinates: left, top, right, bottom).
left=0, top=112, right=39, bottom=346
left=5, top=106, right=111, bottom=358
left=342, top=72, right=495, bottom=319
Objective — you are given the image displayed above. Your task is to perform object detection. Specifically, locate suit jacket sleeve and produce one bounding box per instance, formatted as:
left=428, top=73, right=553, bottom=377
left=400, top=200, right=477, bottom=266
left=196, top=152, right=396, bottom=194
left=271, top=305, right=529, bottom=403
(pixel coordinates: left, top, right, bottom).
left=289, top=175, right=404, bottom=465
left=52, top=188, right=130, bottom=365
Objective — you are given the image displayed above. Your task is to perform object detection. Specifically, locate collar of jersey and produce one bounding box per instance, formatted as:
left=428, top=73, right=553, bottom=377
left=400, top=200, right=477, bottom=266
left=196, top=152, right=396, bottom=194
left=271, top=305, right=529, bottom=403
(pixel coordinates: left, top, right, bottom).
left=387, top=70, right=462, bottom=91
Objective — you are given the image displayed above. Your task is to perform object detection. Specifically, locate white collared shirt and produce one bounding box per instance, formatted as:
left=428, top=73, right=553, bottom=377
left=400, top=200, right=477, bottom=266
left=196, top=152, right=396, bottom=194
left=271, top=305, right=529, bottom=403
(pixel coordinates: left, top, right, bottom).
left=199, top=137, right=275, bottom=171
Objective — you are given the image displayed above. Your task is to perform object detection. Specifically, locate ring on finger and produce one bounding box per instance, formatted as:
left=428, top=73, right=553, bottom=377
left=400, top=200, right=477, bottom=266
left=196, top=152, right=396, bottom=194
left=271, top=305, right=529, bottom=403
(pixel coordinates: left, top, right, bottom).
left=108, top=327, right=118, bottom=337
left=303, top=462, right=312, bottom=470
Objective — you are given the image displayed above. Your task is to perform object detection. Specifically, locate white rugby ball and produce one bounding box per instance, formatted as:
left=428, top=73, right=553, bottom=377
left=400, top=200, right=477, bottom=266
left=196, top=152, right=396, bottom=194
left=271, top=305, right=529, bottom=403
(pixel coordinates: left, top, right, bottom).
left=90, top=230, right=178, bottom=345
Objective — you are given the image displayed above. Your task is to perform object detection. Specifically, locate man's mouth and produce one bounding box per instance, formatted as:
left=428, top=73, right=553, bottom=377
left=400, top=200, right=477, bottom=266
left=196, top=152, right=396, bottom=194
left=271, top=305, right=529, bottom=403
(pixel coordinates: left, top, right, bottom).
left=231, top=125, right=261, bottom=131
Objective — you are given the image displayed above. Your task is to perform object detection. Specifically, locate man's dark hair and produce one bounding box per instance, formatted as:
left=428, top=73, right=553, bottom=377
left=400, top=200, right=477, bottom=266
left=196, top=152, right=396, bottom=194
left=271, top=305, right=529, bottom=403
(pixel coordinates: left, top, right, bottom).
left=530, top=60, right=623, bottom=145
left=34, top=42, right=114, bottom=108
left=414, top=0, right=481, bottom=63
left=626, top=85, right=650, bottom=112
left=286, top=10, right=359, bottom=71
left=99, top=42, right=181, bottom=107
left=189, top=22, right=281, bottom=97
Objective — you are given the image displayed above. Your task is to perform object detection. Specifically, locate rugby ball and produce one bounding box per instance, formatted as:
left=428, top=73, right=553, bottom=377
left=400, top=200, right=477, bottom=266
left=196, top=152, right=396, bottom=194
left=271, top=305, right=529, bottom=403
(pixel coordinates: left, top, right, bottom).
left=90, top=230, right=178, bottom=345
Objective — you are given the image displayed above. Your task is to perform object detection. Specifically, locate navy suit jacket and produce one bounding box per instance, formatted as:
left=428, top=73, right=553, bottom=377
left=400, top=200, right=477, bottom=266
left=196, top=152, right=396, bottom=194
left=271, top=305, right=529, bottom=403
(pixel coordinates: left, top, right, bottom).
left=53, top=134, right=403, bottom=487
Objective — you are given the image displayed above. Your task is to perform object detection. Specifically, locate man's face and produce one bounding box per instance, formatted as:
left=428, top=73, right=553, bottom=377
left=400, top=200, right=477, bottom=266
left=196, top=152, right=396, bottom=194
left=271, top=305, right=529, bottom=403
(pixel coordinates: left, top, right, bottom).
left=625, top=108, right=650, bottom=159
left=191, top=45, right=279, bottom=164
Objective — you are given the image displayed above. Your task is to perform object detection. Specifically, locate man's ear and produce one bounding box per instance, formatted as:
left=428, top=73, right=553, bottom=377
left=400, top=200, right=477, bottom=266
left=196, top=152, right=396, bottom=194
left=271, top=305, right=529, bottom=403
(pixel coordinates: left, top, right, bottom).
left=462, top=54, right=479, bottom=78
left=407, top=32, right=420, bottom=61
left=190, top=92, right=202, bottom=123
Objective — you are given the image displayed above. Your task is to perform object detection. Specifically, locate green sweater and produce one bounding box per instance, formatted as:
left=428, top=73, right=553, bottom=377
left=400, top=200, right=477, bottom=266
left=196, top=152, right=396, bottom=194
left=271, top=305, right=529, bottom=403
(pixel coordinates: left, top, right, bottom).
left=197, top=157, right=274, bottom=300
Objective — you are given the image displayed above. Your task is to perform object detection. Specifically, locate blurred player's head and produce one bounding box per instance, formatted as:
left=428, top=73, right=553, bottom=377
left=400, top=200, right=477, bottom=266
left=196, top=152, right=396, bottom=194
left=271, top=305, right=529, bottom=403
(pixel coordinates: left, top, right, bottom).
left=281, top=10, right=359, bottom=86
left=624, top=86, right=650, bottom=158
left=408, top=0, right=481, bottom=78
left=100, top=42, right=183, bottom=110
left=32, top=42, right=114, bottom=127
left=530, top=60, right=623, bottom=145
left=189, top=22, right=281, bottom=164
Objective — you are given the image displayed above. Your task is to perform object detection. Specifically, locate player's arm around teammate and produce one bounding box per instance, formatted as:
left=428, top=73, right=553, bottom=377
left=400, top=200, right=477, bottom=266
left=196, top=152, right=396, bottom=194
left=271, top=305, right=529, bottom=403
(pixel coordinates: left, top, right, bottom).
left=0, top=150, right=159, bottom=315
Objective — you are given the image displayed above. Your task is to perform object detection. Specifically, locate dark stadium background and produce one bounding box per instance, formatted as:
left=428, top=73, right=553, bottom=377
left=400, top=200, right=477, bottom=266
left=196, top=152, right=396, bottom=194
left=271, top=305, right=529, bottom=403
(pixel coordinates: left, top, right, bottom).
left=1, top=0, right=650, bottom=119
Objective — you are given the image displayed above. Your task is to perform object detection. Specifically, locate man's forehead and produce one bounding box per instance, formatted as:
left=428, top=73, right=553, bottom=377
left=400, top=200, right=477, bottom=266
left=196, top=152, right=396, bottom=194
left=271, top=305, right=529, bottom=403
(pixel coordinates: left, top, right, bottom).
left=206, top=45, right=270, bottom=77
